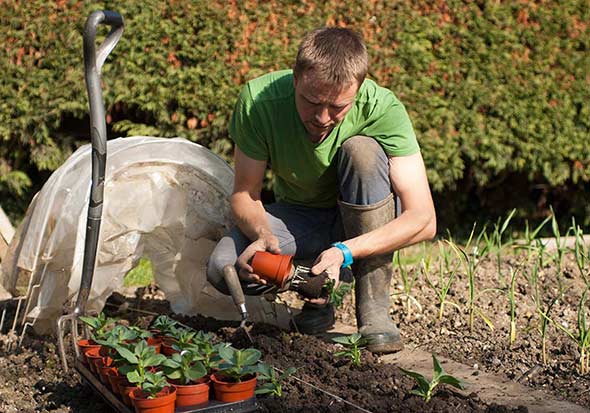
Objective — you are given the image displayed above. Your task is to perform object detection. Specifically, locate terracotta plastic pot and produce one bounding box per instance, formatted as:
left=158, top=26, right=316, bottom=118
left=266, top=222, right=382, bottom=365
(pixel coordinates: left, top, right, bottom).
left=129, top=386, right=176, bottom=413
left=210, top=373, right=257, bottom=403
left=77, top=339, right=101, bottom=366
left=106, top=368, right=122, bottom=395
left=118, top=380, right=137, bottom=407
left=147, top=337, right=163, bottom=354
left=161, top=343, right=179, bottom=356
left=96, top=358, right=115, bottom=385
left=251, top=251, right=293, bottom=288
left=171, top=378, right=210, bottom=407
left=84, top=347, right=102, bottom=374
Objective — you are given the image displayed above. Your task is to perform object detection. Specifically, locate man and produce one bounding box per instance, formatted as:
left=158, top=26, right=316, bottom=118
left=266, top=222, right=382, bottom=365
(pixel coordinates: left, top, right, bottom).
left=207, top=27, right=436, bottom=354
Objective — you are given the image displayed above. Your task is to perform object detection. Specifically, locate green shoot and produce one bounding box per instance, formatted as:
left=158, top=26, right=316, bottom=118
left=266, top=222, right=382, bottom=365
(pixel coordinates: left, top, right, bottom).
left=508, top=267, right=518, bottom=346
left=449, top=226, right=494, bottom=332
left=392, top=250, right=421, bottom=315
left=549, top=287, right=590, bottom=375
left=162, top=352, right=207, bottom=385
left=217, top=346, right=261, bottom=382
left=572, top=217, right=589, bottom=286
left=79, top=312, right=117, bottom=341
left=490, top=209, right=516, bottom=285
left=138, top=371, right=169, bottom=399
left=256, top=363, right=296, bottom=397
left=515, top=216, right=551, bottom=263
left=323, top=278, right=354, bottom=309
left=549, top=206, right=571, bottom=290
left=332, top=333, right=366, bottom=367
left=528, top=260, right=560, bottom=365
left=422, top=241, right=460, bottom=321
left=400, top=354, right=465, bottom=403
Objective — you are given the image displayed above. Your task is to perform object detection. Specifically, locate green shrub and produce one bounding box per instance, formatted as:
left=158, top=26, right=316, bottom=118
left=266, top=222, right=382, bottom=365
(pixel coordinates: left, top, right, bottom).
left=1, top=1, right=588, bottom=230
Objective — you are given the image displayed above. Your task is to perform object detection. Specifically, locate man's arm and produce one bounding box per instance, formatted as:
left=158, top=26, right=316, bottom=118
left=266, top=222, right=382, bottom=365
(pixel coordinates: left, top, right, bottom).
left=231, top=146, right=280, bottom=283
left=311, top=151, right=436, bottom=276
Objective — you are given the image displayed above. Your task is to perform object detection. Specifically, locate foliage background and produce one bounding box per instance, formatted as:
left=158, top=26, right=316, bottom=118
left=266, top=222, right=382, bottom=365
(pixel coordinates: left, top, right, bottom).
left=1, top=0, right=589, bottom=232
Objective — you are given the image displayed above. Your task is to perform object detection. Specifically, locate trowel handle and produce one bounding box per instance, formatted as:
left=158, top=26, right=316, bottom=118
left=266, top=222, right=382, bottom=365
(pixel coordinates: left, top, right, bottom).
left=222, top=265, right=247, bottom=315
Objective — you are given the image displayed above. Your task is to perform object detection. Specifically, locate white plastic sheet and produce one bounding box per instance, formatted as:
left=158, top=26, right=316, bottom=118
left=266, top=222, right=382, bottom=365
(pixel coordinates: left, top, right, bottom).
left=1, top=137, right=294, bottom=334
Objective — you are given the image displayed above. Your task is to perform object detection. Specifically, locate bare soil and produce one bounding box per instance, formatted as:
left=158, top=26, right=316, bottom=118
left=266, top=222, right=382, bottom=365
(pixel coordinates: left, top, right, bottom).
left=0, top=249, right=588, bottom=412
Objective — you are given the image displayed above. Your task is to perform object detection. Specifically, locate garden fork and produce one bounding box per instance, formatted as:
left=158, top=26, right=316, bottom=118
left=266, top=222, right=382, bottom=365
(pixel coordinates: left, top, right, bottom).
left=56, top=10, right=124, bottom=373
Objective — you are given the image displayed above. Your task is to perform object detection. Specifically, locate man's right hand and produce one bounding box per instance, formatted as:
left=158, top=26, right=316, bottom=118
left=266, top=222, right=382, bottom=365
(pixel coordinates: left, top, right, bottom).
left=236, top=232, right=281, bottom=284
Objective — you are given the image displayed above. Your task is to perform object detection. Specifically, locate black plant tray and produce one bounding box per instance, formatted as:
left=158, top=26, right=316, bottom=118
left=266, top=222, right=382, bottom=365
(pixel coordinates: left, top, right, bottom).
left=75, top=360, right=258, bottom=413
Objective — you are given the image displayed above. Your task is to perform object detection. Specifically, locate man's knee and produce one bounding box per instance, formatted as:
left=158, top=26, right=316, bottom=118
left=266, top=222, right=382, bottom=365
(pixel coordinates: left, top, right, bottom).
left=338, top=136, right=391, bottom=205
left=339, top=136, right=388, bottom=179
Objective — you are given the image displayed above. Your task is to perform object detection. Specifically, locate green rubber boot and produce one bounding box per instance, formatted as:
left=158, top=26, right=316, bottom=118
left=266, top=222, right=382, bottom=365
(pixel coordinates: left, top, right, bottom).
left=339, top=194, right=404, bottom=354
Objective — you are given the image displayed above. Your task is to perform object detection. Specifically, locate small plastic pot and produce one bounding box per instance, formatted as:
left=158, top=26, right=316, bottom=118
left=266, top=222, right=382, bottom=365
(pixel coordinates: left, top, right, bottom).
left=147, top=336, right=163, bottom=354
left=251, top=251, right=293, bottom=288
left=117, top=380, right=137, bottom=407
left=84, top=347, right=102, bottom=374
left=106, top=368, right=122, bottom=395
left=210, top=373, right=256, bottom=403
left=171, top=377, right=210, bottom=407
left=77, top=339, right=101, bottom=366
left=129, top=386, right=176, bottom=413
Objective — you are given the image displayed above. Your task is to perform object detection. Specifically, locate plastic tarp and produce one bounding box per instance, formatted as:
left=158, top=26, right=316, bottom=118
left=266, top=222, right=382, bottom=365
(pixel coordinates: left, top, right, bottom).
left=1, top=137, right=293, bottom=334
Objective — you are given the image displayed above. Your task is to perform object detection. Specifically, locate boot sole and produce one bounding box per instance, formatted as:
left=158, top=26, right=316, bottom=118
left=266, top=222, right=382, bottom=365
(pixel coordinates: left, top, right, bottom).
left=367, top=340, right=404, bottom=354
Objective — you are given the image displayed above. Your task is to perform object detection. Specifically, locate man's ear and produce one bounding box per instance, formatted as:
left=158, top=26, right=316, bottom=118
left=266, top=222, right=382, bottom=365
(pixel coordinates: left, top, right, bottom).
left=292, top=72, right=298, bottom=88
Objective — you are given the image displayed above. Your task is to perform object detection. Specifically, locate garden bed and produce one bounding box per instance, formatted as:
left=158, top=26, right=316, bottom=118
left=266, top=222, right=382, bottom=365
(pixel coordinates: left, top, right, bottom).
left=0, top=241, right=589, bottom=412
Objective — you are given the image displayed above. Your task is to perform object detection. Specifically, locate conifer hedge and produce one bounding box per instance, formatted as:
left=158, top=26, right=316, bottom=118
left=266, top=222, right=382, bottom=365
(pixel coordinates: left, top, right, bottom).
left=1, top=0, right=589, bottom=228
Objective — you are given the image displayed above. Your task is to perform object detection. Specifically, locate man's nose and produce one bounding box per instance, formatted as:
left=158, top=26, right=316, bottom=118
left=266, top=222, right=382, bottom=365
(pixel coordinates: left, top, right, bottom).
left=315, top=106, right=330, bottom=124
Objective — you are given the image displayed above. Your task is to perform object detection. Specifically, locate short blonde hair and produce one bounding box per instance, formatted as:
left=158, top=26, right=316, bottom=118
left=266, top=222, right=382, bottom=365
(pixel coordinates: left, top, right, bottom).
left=293, top=27, right=368, bottom=87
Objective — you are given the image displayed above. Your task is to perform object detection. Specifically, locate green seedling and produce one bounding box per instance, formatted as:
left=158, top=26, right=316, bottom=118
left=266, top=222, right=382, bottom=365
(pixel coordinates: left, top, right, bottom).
left=528, top=260, right=560, bottom=364
left=549, top=206, right=571, bottom=290
left=323, top=278, right=354, bottom=309
left=515, top=216, right=551, bottom=263
left=400, top=354, right=465, bottom=403
left=149, top=315, right=178, bottom=337
left=95, top=324, right=138, bottom=355
left=485, top=209, right=516, bottom=285
left=79, top=312, right=117, bottom=341
left=392, top=250, right=422, bottom=315
left=217, top=346, right=261, bottom=382
left=136, top=371, right=169, bottom=399
left=332, top=332, right=366, bottom=367
left=170, top=328, right=198, bottom=352
left=550, top=287, right=590, bottom=374
left=572, top=217, right=589, bottom=286
left=162, top=351, right=207, bottom=385
left=256, top=363, right=296, bottom=397
left=423, top=241, right=461, bottom=321
left=188, top=341, right=227, bottom=373
left=508, top=267, right=519, bottom=346
left=115, top=339, right=167, bottom=381
left=449, top=226, right=495, bottom=332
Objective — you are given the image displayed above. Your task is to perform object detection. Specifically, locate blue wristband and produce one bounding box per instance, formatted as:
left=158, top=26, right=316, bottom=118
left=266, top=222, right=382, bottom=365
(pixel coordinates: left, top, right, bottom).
left=331, top=242, right=354, bottom=268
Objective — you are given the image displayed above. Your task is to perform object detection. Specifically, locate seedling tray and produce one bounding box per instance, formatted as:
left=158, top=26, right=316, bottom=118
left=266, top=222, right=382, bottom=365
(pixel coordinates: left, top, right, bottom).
left=75, top=360, right=258, bottom=413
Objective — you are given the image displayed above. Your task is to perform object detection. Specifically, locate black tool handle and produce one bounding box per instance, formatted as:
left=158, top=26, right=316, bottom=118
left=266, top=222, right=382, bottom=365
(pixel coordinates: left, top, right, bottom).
left=74, top=11, right=124, bottom=315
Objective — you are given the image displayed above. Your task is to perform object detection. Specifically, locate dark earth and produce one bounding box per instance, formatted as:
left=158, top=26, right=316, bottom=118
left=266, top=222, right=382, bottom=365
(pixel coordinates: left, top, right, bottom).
left=0, top=247, right=588, bottom=412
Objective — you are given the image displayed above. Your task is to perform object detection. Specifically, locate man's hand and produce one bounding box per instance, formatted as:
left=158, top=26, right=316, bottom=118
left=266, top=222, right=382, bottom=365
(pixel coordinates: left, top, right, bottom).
left=306, top=246, right=345, bottom=305
left=236, top=232, right=281, bottom=284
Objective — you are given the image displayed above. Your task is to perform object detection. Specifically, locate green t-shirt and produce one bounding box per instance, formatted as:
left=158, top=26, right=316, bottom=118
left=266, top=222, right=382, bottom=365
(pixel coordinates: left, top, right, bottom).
left=229, top=69, right=419, bottom=208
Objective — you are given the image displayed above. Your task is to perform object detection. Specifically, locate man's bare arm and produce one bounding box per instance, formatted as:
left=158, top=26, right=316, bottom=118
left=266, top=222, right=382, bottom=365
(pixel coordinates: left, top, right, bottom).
left=345, top=151, right=436, bottom=257
left=311, top=151, right=436, bottom=279
left=231, top=146, right=280, bottom=282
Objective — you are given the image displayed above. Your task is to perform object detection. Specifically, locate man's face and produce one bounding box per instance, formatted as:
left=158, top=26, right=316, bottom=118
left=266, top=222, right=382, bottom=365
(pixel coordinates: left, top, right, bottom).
left=294, top=72, right=358, bottom=143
